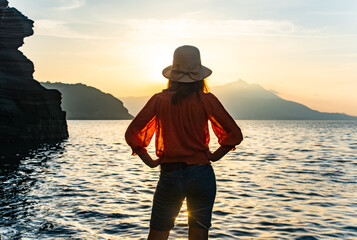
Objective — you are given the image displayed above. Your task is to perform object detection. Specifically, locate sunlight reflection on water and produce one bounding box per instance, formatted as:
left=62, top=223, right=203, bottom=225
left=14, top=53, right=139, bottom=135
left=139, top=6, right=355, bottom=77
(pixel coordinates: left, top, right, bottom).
left=0, top=120, right=357, bottom=239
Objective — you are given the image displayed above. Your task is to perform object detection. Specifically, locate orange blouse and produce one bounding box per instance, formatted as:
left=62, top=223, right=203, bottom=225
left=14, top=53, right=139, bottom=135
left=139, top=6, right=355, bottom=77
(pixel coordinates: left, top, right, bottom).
left=125, top=90, right=243, bottom=165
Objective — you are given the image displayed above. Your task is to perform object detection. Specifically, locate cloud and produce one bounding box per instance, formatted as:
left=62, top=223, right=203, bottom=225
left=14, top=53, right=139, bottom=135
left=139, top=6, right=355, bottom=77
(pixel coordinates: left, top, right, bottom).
left=56, top=0, right=85, bottom=10
left=306, top=11, right=357, bottom=16
left=121, top=18, right=327, bottom=41
left=32, top=17, right=332, bottom=45
left=34, top=20, right=94, bottom=39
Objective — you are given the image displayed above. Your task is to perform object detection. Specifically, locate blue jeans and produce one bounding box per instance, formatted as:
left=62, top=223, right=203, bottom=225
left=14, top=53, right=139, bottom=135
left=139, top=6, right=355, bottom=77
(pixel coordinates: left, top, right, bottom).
left=150, top=164, right=216, bottom=231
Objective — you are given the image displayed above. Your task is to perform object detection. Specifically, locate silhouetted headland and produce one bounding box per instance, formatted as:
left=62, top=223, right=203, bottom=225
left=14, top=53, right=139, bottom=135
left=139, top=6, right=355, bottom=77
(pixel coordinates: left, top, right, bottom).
left=0, top=0, right=68, bottom=143
left=41, top=82, right=133, bottom=120
left=122, top=80, right=357, bottom=120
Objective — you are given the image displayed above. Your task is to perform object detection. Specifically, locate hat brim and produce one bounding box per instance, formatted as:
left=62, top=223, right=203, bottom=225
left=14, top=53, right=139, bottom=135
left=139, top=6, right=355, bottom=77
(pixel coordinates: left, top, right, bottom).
left=162, top=65, right=212, bottom=83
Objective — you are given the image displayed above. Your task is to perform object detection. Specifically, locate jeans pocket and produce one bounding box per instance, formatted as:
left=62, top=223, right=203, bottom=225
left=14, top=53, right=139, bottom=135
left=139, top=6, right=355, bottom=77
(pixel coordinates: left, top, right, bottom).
left=187, top=167, right=216, bottom=198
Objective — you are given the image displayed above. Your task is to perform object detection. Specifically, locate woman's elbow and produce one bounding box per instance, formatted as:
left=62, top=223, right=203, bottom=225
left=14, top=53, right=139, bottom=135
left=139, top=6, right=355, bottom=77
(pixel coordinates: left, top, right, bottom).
left=235, top=128, right=243, bottom=145
left=125, top=127, right=138, bottom=145
left=124, top=129, right=131, bottom=145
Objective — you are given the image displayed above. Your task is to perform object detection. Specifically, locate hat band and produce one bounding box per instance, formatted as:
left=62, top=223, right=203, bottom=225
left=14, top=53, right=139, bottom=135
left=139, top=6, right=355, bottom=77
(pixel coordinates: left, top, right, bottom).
left=170, top=70, right=202, bottom=81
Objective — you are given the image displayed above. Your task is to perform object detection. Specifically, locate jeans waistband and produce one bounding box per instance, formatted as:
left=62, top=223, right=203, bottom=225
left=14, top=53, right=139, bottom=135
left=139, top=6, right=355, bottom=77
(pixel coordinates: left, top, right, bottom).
left=160, top=162, right=198, bottom=172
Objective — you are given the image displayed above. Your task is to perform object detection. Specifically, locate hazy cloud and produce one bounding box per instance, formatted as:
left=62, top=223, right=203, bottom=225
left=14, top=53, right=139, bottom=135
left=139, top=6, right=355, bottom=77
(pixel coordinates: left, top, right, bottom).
left=306, top=11, right=357, bottom=16
left=35, top=20, right=94, bottom=39
left=56, top=0, right=85, bottom=10
left=121, top=18, right=327, bottom=41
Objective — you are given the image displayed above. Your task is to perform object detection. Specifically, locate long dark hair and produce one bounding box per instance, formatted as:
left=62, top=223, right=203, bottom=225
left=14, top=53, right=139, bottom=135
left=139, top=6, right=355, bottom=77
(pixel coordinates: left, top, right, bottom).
left=165, top=79, right=209, bottom=105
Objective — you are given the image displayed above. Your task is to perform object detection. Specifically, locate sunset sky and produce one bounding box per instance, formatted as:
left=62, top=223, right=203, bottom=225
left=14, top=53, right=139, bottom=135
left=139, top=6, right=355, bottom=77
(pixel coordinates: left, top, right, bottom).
left=11, top=0, right=357, bottom=116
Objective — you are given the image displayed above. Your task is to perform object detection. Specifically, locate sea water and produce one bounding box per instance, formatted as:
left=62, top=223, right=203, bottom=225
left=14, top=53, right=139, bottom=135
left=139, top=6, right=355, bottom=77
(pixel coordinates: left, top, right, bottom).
left=0, top=120, right=356, bottom=240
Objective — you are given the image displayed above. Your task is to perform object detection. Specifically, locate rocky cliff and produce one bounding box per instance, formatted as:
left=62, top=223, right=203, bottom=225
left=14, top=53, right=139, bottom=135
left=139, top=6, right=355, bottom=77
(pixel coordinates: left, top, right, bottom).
left=0, top=0, right=68, bottom=142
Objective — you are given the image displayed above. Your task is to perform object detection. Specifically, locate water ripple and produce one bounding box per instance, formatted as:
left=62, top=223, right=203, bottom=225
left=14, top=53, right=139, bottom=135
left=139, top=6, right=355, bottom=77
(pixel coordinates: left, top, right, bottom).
left=0, top=120, right=356, bottom=239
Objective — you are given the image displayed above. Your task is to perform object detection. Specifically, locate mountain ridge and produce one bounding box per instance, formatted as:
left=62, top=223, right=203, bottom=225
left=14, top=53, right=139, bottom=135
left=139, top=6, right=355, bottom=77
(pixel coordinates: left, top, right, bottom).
left=122, top=80, right=357, bottom=120
left=40, top=82, right=133, bottom=120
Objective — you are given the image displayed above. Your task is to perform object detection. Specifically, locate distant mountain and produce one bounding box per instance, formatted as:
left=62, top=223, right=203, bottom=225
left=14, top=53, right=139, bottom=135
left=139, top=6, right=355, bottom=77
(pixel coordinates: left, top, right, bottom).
left=121, top=96, right=151, bottom=117
left=41, top=82, right=133, bottom=120
left=213, top=80, right=357, bottom=120
left=122, top=80, right=357, bottom=120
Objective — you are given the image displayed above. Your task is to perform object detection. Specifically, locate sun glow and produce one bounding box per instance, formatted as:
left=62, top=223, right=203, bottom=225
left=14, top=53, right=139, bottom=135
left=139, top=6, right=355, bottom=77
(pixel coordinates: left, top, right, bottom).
left=143, top=45, right=173, bottom=83
left=122, top=43, right=174, bottom=84
left=19, top=0, right=357, bottom=115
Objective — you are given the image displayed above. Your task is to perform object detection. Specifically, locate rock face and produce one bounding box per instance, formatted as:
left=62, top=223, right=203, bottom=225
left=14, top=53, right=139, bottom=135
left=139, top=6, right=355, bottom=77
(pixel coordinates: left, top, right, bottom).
left=41, top=82, right=134, bottom=120
left=0, top=1, right=68, bottom=142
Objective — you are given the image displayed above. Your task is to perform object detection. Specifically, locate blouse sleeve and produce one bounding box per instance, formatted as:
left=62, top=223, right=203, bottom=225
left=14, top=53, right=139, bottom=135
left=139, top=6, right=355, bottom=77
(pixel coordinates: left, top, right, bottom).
left=125, top=94, right=157, bottom=155
left=203, top=93, right=243, bottom=148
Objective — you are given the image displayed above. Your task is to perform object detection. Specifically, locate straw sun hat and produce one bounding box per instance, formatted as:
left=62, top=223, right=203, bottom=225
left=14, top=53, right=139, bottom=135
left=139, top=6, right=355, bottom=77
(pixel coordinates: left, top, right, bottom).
left=162, top=45, right=212, bottom=83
